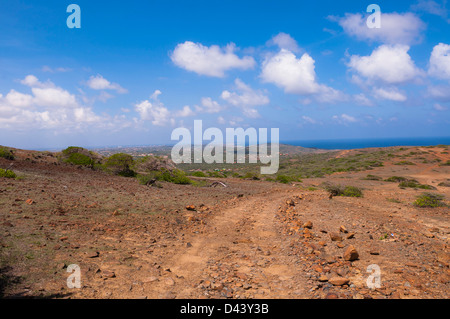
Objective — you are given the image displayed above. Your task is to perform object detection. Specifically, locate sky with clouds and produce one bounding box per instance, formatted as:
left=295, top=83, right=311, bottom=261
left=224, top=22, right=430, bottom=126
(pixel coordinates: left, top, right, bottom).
left=0, top=0, right=449, bottom=149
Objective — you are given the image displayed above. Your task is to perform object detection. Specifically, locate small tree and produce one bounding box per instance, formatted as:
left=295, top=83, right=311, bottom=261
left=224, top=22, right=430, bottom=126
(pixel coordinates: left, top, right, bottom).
left=103, top=153, right=136, bottom=177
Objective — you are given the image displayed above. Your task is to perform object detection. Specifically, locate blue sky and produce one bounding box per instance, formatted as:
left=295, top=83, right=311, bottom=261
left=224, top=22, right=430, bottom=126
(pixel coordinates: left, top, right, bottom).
left=0, top=0, right=449, bottom=149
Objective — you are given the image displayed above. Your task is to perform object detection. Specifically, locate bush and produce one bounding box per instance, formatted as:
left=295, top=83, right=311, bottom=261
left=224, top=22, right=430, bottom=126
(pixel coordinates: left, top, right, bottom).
left=438, top=181, right=450, bottom=187
left=207, top=171, right=226, bottom=178
left=323, top=183, right=363, bottom=197
left=276, top=175, right=291, bottom=184
left=0, top=168, right=16, bottom=178
left=276, top=175, right=302, bottom=184
left=413, top=193, right=446, bottom=208
left=60, top=146, right=99, bottom=167
left=385, top=176, right=409, bottom=183
left=140, top=168, right=192, bottom=185
left=190, top=171, right=207, bottom=177
left=103, top=153, right=136, bottom=177
left=342, top=186, right=363, bottom=197
left=363, top=174, right=382, bottom=181
left=399, top=180, right=435, bottom=190
left=0, top=147, right=14, bottom=160
left=394, top=161, right=415, bottom=165
left=65, top=153, right=95, bottom=166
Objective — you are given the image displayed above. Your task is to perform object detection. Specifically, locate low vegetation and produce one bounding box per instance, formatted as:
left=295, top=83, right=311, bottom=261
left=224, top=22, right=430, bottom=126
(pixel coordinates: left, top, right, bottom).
left=323, top=183, right=363, bottom=197
left=103, top=153, right=136, bottom=177
left=398, top=180, right=436, bottom=190
left=59, top=146, right=99, bottom=167
left=0, top=168, right=16, bottom=178
left=413, top=193, right=447, bottom=208
left=0, top=147, right=14, bottom=160
left=138, top=168, right=192, bottom=185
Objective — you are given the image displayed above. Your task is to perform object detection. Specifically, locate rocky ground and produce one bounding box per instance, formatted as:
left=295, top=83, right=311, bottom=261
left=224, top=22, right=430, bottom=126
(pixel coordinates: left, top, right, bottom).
left=0, top=146, right=449, bottom=299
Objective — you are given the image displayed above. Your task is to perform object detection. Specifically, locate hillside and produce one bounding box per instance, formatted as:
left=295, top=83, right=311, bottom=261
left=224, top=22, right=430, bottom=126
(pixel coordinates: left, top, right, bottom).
left=0, top=144, right=449, bottom=299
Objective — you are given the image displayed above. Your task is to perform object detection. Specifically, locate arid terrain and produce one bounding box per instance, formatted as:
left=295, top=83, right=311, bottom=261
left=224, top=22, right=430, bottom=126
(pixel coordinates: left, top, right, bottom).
left=0, top=145, right=449, bottom=299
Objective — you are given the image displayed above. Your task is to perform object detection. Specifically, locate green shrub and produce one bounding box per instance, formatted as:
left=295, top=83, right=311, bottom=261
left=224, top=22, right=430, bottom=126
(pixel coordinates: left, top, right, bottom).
left=191, top=171, right=207, bottom=177
left=385, top=176, right=409, bottom=183
left=342, top=186, right=363, bottom=197
left=0, top=147, right=14, bottom=160
left=276, top=175, right=291, bottom=184
left=394, top=161, right=416, bottom=165
left=65, top=153, right=95, bottom=166
left=207, top=171, right=226, bottom=178
left=323, top=183, right=363, bottom=197
left=103, top=153, right=136, bottom=177
left=276, top=175, right=302, bottom=184
left=398, top=180, right=435, bottom=190
left=60, top=146, right=99, bottom=167
left=413, top=193, right=446, bottom=208
left=438, top=181, right=450, bottom=187
left=363, top=174, right=382, bottom=181
left=242, top=172, right=260, bottom=180
left=0, top=168, right=16, bottom=178
left=141, top=168, right=192, bottom=185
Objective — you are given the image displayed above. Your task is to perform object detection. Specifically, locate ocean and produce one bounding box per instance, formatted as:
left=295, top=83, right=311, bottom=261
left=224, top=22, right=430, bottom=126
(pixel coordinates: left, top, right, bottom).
left=283, top=136, right=450, bottom=150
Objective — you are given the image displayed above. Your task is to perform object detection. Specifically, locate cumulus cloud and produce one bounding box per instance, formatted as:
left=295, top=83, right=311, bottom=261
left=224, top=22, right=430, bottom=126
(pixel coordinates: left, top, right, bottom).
left=220, top=79, right=269, bottom=118
left=333, top=12, right=425, bottom=45
left=428, top=43, right=450, bottom=79
left=261, top=49, right=345, bottom=103
left=373, top=87, right=408, bottom=101
left=227, top=80, right=268, bottom=105
left=195, top=97, right=223, bottom=114
left=0, top=75, right=106, bottom=130
left=87, top=74, right=128, bottom=93
left=171, top=41, right=255, bottom=77
left=135, top=90, right=197, bottom=126
left=261, top=49, right=319, bottom=94
left=348, top=45, right=423, bottom=85
left=267, top=32, right=301, bottom=53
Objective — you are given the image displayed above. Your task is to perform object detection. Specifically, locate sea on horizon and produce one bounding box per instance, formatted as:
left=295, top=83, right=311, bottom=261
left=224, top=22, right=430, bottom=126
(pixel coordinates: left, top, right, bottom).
left=283, top=136, right=450, bottom=150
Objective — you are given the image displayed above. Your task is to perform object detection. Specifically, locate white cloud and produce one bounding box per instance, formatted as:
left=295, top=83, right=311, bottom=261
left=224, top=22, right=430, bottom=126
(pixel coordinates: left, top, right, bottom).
left=428, top=85, right=450, bottom=101
left=0, top=75, right=109, bottom=130
left=87, top=74, right=128, bottom=93
left=348, top=45, right=423, bottom=84
left=267, top=32, right=301, bottom=53
left=221, top=79, right=269, bottom=118
left=261, top=49, right=345, bottom=103
left=261, top=49, right=320, bottom=94
left=175, top=105, right=195, bottom=117
left=301, top=116, right=317, bottom=124
left=373, top=87, right=407, bottom=102
left=195, top=97, right=223, bottom=113
left=135, top=99, right=170, bottom=126
left=332, top=114, right=358, bottom=123
left=353, top=93, right=374, bottom=106
left=334, top=12, right=425, bottom=45
left=428, top=43, right=450, bottom=79
left=217, top=116, right=226, bottom=124
left=221, top=79, right=269, bottom=107
left=171, top=41, right=255, bottom=77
